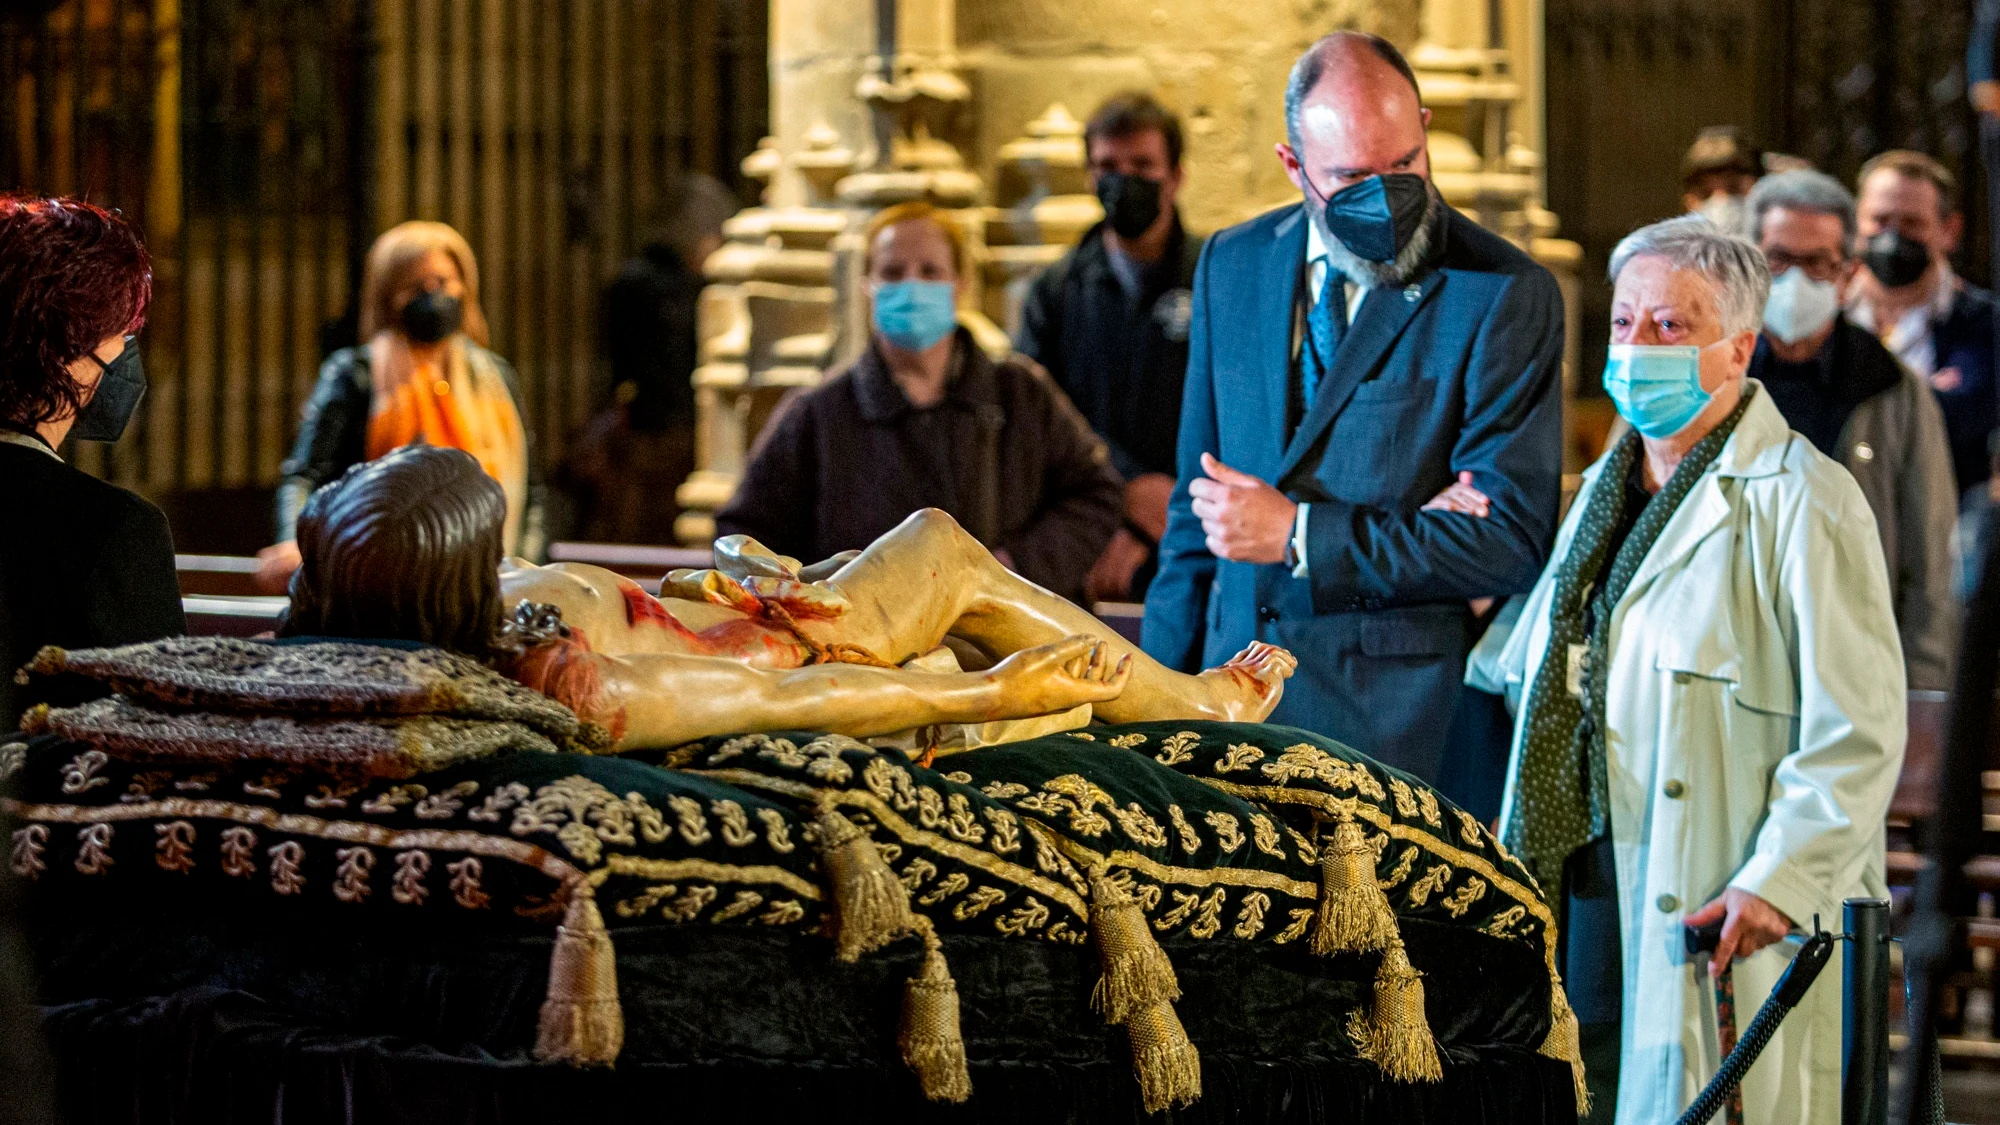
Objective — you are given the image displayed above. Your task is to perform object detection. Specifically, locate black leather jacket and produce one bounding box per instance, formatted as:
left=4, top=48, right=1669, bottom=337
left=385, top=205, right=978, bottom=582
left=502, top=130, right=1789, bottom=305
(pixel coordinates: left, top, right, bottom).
left=274, top=342, right=545, bottom=557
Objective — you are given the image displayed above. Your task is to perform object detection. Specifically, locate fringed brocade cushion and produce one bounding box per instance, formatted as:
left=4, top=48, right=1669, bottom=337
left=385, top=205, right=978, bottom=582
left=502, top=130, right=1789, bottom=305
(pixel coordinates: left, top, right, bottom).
left=21, top=637, right=585, bottom=741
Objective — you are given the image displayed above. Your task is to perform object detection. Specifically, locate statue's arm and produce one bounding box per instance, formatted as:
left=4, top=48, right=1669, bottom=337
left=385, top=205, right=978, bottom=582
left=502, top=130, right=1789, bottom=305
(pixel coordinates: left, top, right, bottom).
left=578, top=636, right=1128, bottom=750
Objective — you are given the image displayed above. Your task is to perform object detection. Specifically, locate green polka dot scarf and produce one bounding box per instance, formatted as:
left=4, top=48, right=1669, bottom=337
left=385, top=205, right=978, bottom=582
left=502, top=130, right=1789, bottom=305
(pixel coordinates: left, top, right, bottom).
left=1504, top=387, right=1756, bottom=889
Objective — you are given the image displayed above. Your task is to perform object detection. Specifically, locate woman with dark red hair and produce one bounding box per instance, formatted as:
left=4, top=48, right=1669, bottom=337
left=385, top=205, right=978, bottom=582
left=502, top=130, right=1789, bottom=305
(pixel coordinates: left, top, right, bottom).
left=0, top=193, right=184, bottom=732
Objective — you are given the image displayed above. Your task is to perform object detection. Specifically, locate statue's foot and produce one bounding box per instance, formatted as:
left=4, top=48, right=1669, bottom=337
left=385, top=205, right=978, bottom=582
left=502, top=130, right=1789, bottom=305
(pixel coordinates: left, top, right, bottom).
left=1197, top=642, right=1297, bottom=722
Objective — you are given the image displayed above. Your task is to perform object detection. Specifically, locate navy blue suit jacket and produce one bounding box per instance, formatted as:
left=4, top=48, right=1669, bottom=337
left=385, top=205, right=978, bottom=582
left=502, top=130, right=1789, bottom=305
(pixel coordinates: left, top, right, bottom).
left=1927, top=283, right=2000, bottom=494
left=1141, top=203, right=1563, bottom=779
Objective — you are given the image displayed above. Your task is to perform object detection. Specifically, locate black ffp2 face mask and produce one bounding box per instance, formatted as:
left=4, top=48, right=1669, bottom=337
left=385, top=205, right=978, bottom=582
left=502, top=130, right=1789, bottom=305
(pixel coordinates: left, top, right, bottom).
left=399, top=289, right=464, bottom=344
left=1314, top=172, right=1431, bottom=263
left=1096, top=172, right=1165, bottom=240
left=71, top=336, right=146, bottom=444
left=1862, top=229, right=1932, bottom=290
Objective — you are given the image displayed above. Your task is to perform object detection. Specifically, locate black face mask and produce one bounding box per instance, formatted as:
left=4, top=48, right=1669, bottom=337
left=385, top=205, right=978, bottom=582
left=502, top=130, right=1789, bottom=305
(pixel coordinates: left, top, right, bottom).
left=71, top=336, right=146, bottom=444
left=1862, top=230, right=1931, bottom=290
left=399, top=289, right=464, bottom=344
left=1096, top=172, right=1165, bottom=240
left=1310, top=172, right=1431, bottom=263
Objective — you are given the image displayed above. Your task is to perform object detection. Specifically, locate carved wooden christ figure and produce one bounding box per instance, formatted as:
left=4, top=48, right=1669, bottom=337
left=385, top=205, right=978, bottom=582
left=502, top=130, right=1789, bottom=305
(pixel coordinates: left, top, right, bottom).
left=281, top=445, right=1294, bottom=749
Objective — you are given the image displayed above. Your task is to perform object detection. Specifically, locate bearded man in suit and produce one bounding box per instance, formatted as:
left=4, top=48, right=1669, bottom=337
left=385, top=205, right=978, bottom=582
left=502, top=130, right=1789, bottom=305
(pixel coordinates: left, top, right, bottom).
left=1142, top=31, right=1564, bottom=781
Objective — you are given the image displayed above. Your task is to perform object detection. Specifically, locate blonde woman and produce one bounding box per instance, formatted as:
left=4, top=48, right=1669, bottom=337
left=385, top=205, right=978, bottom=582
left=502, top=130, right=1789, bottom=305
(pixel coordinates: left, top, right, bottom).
left=257, top=221, right=539, bottom=591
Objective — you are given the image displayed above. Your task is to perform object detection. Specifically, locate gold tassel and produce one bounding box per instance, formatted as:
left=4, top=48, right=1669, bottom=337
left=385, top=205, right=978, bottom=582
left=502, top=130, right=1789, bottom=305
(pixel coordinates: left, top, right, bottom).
left=1311, top=814, right=1397, bottom=956
left=1089, top=872, right=1180, bottom=1023
left=1125, top=999, right=1203, bottom=1113
left=1348, top=937, right=1443, bottom=1083
left=1088, top=871, right=1201, bottom=1111
left=534, top=882, right=624, bottom=1066
left=1541, top=976, right=1590, bottom=1114
left=814, top=799, right=915, bottom=962
left=18, top=704, right=49, bottom=734
left=16, top=646, right=65, bottom=684
left=898, top=919, right=972, bottom=1103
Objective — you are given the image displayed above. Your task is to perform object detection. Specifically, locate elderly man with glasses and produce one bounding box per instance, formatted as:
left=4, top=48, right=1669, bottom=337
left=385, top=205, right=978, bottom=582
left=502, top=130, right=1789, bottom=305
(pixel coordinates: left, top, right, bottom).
left=1746, top=169, right=1959, bottom=690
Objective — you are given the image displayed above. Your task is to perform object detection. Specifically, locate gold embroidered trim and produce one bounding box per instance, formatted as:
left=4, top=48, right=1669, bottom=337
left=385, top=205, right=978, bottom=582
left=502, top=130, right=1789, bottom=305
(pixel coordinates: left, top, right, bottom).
left=587, top=853, right=823, bottom=901
left=1191, top=778, right=1556, bottom=941
left=1035, top=830, right=1319, bottom=900
left=1, top=796, right=585, bottom=885
left=689, top=769, right=1088, bottom=918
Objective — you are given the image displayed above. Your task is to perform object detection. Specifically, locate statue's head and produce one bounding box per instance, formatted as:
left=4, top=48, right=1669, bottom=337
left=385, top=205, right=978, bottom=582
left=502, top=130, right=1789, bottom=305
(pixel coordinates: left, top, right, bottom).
left=280, top=443, right=504, bottom=655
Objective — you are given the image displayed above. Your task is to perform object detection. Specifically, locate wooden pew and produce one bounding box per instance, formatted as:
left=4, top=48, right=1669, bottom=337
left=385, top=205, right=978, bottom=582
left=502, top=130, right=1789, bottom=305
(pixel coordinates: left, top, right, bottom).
left=545, top=542, right=715, bottom=585
left=181, top=595, right=287, bottom=637
left=175, top=554, right=263, bottom=597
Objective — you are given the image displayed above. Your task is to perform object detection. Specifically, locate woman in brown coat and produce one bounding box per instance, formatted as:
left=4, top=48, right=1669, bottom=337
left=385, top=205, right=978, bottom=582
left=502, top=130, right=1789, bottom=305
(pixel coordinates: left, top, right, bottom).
left=716, top=203, right=1121, bottom=606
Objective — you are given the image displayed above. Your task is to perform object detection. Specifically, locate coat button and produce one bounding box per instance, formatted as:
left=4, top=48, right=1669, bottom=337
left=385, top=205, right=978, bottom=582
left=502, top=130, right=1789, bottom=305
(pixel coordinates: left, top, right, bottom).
left=1853, top=442, right=1875, bottom=462
left=1673, top=672, right=1691, bottom=685
left=1657, top=893, right=1680, bottom=913
left=1663, top=779, right=1686, bottom=799
left=1256, top=605, right=1278, bottom=623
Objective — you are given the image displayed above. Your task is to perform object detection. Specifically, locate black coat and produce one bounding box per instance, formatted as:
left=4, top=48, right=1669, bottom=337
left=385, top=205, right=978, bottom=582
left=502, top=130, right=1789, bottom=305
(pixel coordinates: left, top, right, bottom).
left=1015, top=217, right=1204, bottom=482
left=0, top=439, right=185, bottom=732
left=1926, top=282, right=2000, bottom=493
left=599, top=245, right=700, bottom=430
left=273, top=342, right=544, bottom=555
left=714, top=331, right=1123, bottom=605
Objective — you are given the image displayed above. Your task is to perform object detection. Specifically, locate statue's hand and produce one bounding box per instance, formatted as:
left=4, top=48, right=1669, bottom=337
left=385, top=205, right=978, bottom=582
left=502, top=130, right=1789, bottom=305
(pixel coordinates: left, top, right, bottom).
left=740, top=574, right=851, bottom=621
left=987, top=636, right=1131, bottom=717
left=659, top=568, right=851, bottom=622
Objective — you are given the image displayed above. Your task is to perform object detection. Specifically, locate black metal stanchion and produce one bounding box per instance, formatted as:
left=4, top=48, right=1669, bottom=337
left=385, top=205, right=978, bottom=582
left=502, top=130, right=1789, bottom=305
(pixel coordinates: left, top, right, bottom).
left=1894, top=445, right=2000, bottom=1125
left=1844, top=897, right=1892, bottom=1125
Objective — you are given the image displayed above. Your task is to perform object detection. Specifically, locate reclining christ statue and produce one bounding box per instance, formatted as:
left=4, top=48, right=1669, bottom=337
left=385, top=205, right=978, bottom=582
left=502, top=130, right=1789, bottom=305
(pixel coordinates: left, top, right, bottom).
left=279, top=444, right=1295, bottom=750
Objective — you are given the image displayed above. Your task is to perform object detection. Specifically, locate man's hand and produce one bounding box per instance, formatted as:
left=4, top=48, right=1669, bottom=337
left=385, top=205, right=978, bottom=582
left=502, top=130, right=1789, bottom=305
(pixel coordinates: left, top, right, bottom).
left=254, top=541, right=303, bottom=595
left=1422, top=473, right=1496, bottom=615
left=1188, top=453, right=1297, bottom=564
left=1421, top=471, right=1491, bottom=517
left=1087, top=528, right=1151, bottom=603
left=1973, top=79, right=2000, bottom=116
left=1126, top=472, right=1176, bottom=544
left=1685, top=888, right=1795, bottom=977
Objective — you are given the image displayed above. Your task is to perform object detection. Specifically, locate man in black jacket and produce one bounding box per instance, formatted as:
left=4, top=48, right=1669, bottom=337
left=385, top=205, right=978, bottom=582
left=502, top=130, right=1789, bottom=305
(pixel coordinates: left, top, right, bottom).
left=1846, top=149, right=2000, bottom=497
left=1016, top=93, right=1204, bottom=602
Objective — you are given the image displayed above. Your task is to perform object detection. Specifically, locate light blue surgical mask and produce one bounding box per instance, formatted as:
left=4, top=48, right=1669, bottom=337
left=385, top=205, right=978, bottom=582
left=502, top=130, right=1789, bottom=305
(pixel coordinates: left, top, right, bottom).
left=1602, top=343, right=1718, bottom=439
left=872, top=280, right=958, bottom=351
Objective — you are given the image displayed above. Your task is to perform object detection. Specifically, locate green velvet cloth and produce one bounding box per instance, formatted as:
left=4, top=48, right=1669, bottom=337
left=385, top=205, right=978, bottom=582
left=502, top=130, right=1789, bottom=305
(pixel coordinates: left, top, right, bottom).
left=5, top=718, right=1570, bottom=1118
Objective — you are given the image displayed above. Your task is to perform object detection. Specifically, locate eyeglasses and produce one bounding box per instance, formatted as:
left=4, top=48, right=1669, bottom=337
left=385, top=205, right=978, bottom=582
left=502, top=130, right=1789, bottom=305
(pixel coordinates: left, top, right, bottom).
left=1762, top=249, right=1845, bottom=282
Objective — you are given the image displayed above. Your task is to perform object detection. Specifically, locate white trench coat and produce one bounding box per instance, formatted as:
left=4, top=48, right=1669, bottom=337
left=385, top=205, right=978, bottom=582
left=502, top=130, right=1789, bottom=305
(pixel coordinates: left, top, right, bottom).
left=1470, top=386, right=1905, bottom=1125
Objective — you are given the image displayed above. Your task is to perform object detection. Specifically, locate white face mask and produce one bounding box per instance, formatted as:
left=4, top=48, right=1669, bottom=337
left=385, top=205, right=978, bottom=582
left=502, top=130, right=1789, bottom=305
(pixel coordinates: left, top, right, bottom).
left=1762, top=266, right=1841, bottom=345
left=1694, top=194, right=1750, bottom=237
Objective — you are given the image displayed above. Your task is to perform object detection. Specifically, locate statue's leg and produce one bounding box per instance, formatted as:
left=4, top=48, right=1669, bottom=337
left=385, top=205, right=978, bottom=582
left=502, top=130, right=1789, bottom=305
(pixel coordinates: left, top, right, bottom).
left=807, top=509, right=1292, bottom=723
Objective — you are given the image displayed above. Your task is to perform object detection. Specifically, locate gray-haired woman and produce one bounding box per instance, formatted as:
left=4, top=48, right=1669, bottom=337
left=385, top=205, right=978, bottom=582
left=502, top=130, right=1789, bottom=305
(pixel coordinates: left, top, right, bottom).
left=1461, top=215, right=1905, bottom=1123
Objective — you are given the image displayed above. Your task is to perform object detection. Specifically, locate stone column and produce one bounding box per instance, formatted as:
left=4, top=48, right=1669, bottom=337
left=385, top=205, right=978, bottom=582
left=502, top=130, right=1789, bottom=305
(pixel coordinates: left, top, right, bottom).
left=676, top=0, right=1588, bottom=543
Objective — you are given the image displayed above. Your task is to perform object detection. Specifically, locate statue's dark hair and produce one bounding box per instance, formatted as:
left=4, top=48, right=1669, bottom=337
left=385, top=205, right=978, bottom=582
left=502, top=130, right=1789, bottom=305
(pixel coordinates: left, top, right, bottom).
left=280, top=443, right=505, bottom=656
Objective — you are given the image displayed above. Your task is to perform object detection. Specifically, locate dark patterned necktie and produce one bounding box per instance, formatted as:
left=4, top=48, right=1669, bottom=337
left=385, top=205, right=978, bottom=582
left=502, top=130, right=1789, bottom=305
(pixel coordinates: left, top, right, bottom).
left=1302, top=265, right=1347, bottom=407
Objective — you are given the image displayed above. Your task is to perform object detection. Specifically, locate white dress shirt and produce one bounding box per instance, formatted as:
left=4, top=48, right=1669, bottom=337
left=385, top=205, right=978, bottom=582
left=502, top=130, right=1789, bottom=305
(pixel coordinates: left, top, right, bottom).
left=1845, top=261, right=1958, bottom=379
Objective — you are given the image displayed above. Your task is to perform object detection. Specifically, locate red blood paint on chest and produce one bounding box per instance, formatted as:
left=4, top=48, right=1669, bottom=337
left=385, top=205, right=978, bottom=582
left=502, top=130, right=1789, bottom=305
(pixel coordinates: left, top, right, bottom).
left=618, top=578, right=678, bottom=629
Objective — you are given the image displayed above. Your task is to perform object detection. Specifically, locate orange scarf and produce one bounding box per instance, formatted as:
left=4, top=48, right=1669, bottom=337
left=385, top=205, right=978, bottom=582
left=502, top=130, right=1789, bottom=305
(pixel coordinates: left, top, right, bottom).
left=364, top=333, right=530, bottom=551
